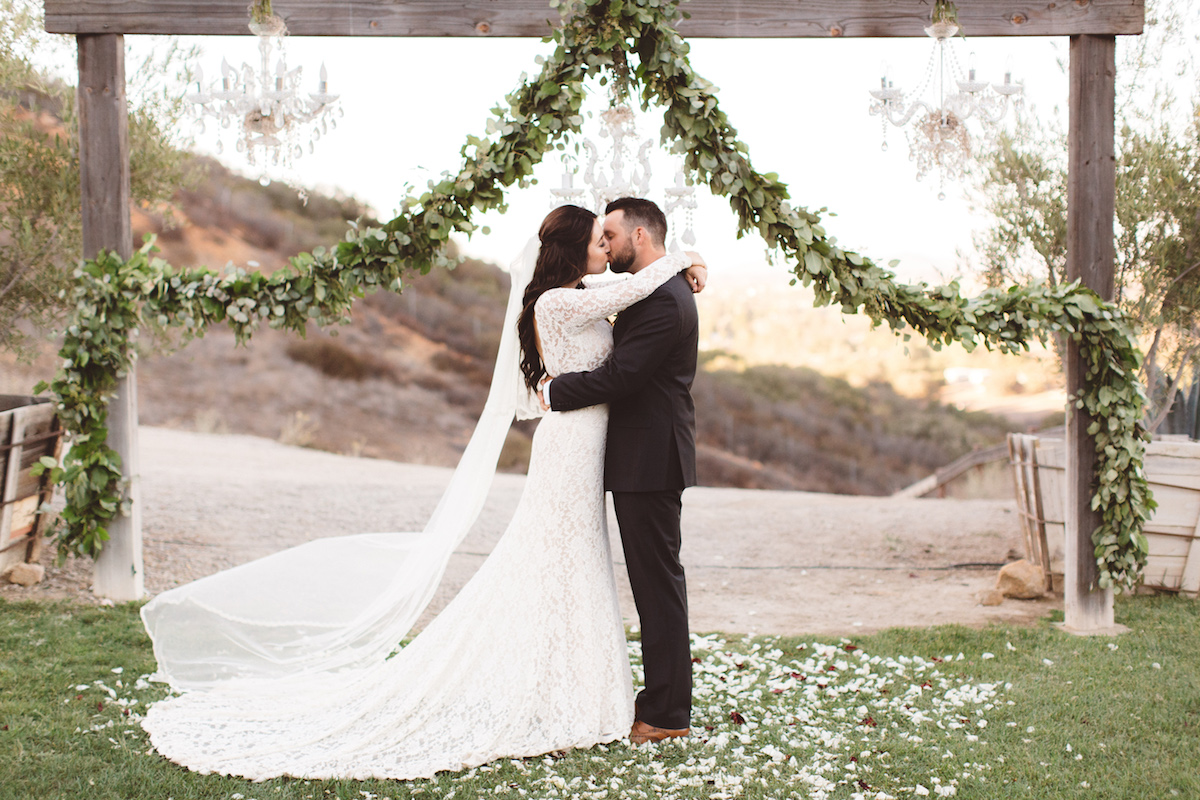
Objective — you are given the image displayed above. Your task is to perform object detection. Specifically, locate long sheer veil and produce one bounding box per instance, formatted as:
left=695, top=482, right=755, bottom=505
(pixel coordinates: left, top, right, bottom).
left=141, top=238, right=544, bottom=692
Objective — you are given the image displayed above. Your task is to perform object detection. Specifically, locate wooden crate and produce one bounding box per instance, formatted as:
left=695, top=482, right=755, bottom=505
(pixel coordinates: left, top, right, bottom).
left=0, top=396, right=63, bottom=574
left=1009, top=433, right=1200, bottom=596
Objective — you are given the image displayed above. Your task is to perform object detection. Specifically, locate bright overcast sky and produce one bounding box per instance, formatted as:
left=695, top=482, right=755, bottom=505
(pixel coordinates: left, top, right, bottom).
left=120, top=32, right=1071, bottom=286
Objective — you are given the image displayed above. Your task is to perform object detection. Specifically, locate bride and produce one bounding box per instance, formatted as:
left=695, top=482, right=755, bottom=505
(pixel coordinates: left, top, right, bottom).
left=139, top=204, right=707, bottom=780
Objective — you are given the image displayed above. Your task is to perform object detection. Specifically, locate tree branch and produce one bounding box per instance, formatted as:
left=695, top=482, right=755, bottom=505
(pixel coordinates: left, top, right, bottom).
left=1141, top=325, right=1163, bottom=382
left=0, top=226, right=61, bottom=303
left=1146, top=338, right=1200, bottom=433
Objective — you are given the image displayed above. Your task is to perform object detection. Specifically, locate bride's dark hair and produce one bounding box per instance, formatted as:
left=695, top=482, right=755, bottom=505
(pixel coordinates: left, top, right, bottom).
left=518, top=204, right=597, bottom=391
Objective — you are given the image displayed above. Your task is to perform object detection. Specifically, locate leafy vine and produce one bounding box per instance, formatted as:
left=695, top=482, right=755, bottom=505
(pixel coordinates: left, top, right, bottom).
left=38, top=0, right=1152, bottom=590
left=932, top=0, right=960, bottom=27
left=249, top=1, right=274, bottom=25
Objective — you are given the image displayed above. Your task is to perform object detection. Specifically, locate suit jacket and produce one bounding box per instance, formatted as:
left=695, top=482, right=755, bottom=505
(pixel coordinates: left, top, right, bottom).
left=549, top=271, right=698, bottom=492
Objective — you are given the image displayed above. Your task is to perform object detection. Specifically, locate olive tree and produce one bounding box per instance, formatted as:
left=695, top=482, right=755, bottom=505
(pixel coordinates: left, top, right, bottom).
left=970, top=0, right=1200, bottom=434
left=0, top=0, right=196, bottom=358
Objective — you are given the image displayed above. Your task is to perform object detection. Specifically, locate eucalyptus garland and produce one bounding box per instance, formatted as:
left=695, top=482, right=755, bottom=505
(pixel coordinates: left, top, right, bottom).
left=249, top=0, right=274, bottom=25
left=38, top=0, right=1153, bottom=590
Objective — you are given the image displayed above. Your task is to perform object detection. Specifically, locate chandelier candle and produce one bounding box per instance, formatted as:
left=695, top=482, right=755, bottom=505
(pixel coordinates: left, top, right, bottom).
left=186, top=13, right=342, bottom=170
left=868, top=11, right=1024, bottom=197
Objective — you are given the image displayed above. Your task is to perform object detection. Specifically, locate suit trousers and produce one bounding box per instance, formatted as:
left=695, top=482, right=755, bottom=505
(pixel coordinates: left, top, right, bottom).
left=612, top=488, right=692, bottom=730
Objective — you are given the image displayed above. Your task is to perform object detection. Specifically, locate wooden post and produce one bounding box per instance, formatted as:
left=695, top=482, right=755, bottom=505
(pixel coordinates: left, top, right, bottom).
left=1062, top=34, right=1118, bottom=633
left=78, top=33, right=144, bottom=602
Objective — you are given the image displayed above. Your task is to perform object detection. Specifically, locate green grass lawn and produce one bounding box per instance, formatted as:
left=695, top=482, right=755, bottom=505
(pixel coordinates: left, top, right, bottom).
left=1, top=596, right=1197, bottom=800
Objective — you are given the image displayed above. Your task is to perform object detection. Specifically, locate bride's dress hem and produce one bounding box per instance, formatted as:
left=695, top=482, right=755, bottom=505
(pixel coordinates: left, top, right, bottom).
left=147, top=727, right=632, bottom=782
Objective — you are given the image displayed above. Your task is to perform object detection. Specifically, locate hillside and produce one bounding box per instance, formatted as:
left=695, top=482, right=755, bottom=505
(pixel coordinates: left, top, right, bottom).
left=1, top=156, right=1033, bottom=494
left=693, top=357, right=1020, bottom=493
left=695, top=275, right=1066, bottom=429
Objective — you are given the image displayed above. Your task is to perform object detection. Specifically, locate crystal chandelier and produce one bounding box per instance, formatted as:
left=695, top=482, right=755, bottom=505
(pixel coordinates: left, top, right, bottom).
left=867, top=1, right=1024, bottom=198
left=185, top=12, right=342, bottom=171
left=551, top=102, right=697, bottom=250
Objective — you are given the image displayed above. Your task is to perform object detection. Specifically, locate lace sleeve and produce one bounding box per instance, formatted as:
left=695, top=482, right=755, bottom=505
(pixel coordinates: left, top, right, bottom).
left=536, top=252, right=690, bottom=332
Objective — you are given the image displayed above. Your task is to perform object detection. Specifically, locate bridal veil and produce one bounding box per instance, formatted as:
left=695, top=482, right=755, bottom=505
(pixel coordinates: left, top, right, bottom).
left=141, top=238, right=543, bottom=691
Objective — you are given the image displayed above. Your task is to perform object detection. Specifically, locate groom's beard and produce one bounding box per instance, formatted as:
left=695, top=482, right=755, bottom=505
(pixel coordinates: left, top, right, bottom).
left=607, top=242, right=636, bottom=273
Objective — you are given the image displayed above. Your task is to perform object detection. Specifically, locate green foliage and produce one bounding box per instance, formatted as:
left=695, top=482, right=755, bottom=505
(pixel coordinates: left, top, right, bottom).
left=250, top=0, right=274, bottom=25
left=0, top=0, right=196, bottom=358
left=40, top=0, right=1153, bottom=590
left=931, top=0, right=960, bottom=27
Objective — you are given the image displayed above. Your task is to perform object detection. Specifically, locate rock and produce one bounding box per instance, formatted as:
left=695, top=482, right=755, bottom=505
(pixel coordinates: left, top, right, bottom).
left=996, top=559, right=1045, bottom=599
left=980, top=589, right=1005, bottom=607
left=3, top=562, right=45, bottom=587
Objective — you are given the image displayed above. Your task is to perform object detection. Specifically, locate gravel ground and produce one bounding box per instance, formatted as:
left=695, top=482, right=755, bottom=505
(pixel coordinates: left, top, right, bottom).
left=2, top=427, right=1059, bottom=635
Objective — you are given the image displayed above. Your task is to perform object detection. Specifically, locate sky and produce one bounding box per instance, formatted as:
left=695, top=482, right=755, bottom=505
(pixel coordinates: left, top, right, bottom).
left=117, top=30, right=1072, bottom=288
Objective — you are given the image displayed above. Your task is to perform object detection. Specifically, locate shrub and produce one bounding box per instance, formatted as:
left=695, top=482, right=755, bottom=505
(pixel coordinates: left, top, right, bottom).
left=284, top=337, right=395, bottom=382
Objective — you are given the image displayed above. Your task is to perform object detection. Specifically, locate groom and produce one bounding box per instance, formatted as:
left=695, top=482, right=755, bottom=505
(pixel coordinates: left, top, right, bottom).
left=542, top=197, right=700, bottom=744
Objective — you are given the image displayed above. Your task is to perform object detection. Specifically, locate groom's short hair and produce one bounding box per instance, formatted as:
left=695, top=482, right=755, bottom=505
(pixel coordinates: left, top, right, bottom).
left=606, top=197, right=667, bottom=248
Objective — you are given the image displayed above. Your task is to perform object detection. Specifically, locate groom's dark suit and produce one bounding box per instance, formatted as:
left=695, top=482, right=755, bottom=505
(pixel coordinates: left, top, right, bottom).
left=548, top=269, right=697, bottom=731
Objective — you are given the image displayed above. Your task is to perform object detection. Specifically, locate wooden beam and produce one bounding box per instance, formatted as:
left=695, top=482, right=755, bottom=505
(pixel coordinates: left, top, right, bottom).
left=45, top=0, right=1146, bottom=38
left=1062, top=33, right=1117, bottom=634
left=78, top=33, right=145, bottom=603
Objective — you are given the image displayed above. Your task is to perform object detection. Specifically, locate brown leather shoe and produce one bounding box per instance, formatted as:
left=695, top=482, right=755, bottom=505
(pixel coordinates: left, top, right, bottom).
left=629, top=718, right=689, bottom=745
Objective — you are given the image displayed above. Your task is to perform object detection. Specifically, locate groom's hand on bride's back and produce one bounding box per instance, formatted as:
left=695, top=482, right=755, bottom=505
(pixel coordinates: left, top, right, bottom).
left=537, top=377, right=553, bottom=411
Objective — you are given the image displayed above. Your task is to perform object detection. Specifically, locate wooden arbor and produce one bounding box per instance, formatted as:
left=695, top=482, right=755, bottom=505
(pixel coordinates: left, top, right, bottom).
left=45, top=0, right=1143, bottom=632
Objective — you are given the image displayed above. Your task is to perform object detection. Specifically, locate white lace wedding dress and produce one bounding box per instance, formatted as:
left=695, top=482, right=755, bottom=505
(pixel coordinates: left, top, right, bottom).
left=140, top=251, right=690, bottom=780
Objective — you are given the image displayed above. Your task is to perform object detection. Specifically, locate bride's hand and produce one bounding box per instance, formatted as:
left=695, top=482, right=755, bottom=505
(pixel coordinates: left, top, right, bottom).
left=683, top=252, right=708, bottom=294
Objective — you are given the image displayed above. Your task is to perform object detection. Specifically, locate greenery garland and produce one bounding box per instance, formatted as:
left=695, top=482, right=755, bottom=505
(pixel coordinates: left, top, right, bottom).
left=35, top=0, right=1153, bottom=590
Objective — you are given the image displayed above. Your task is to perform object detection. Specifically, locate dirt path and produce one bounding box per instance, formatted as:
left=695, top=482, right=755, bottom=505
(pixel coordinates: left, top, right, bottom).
left=2, top=427, right=1059, bottom=635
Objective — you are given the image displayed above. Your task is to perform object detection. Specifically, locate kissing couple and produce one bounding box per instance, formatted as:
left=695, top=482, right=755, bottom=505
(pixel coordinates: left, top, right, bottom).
left=140, top=197, right=710, bottom=780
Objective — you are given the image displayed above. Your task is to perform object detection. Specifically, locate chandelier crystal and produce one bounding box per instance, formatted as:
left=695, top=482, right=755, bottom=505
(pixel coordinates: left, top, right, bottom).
left=185, top=13, right=342, bottom=171
left=551, top=101, right=697, bottom=249
left=868, top=5, right=1024, bottom=199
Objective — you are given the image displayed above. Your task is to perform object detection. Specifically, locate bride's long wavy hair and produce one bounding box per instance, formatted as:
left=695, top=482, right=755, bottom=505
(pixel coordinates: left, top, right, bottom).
left=518, top=204, right=597, bottom=391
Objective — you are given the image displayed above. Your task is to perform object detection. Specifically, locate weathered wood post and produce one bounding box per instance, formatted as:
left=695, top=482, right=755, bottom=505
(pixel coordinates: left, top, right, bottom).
left=1062, top=34, right=1119, bottom=633
left=78, top=33, right=144, bottom=601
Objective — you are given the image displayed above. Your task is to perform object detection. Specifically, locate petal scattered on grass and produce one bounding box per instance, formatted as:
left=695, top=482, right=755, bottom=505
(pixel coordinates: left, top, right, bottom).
left=78, top=632, right=1009, bottom=798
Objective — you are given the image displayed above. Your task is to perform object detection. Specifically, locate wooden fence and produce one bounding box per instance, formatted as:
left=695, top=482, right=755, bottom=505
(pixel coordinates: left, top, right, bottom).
left=1009, top=433, right=1200, bottom=597
left=0, top=396, right=63, bottom=575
